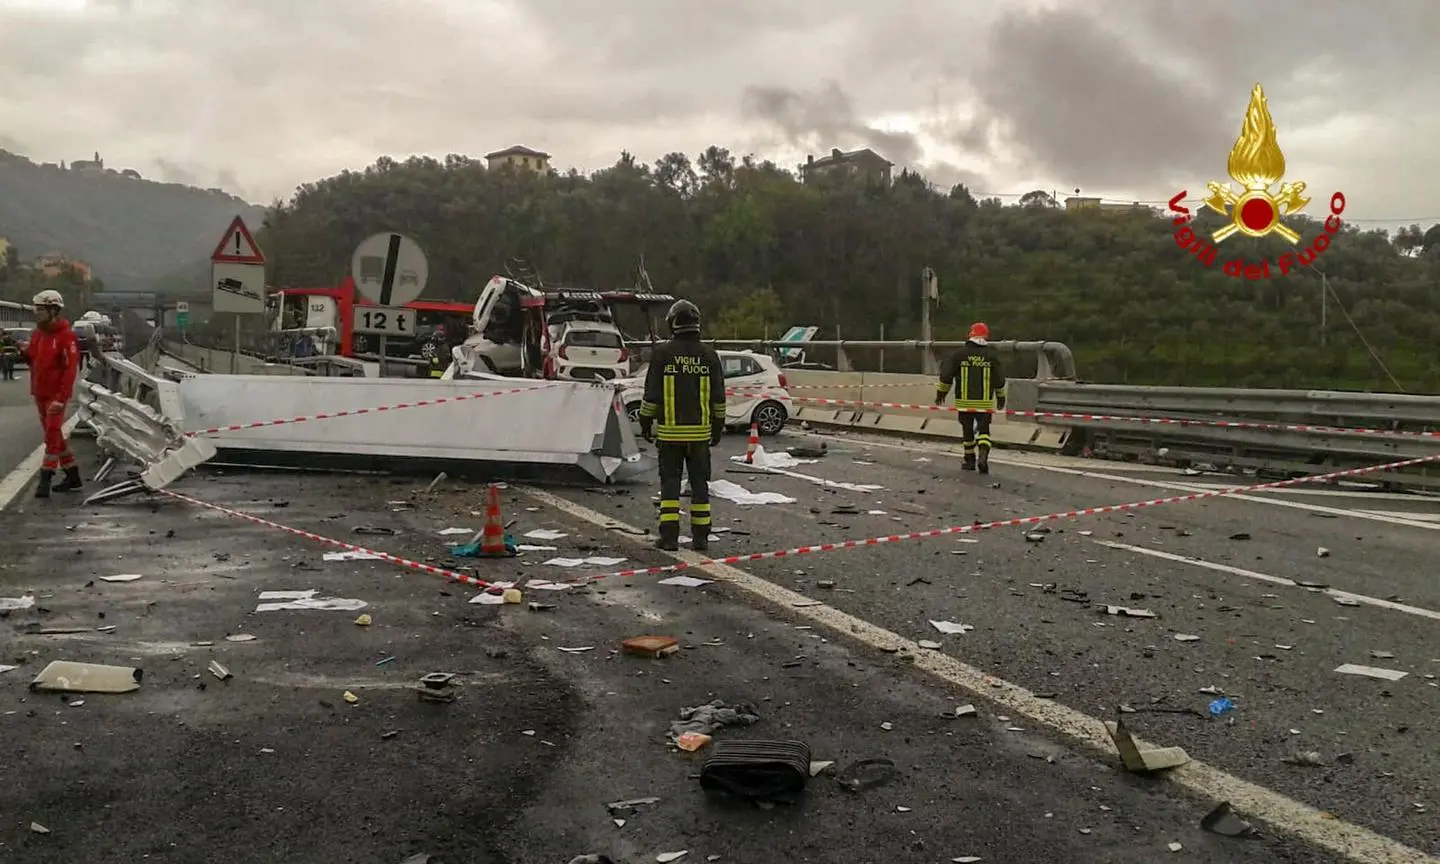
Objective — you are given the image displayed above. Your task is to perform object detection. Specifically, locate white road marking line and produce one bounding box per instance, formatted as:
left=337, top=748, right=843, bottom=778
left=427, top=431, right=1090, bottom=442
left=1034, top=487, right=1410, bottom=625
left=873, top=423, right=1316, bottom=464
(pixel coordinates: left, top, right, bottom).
left=1012, top=462, right=1440, bottom=532
left=796, top=429, right=1440, bottom=532
left=794, top=429, right=1440, bottom=529
left=1358, top=510, right=1440, bottom=522
left=1096, top=541, right=1440, bottom=623
left=0, top=415, right=79, bottom=512
left=519, top=484, right=1431, bottom=864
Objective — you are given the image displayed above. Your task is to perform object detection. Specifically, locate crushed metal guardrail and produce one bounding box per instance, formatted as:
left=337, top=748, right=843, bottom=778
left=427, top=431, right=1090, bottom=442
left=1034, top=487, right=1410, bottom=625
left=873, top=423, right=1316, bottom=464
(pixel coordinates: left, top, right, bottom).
left=75, top=357, right=218, bottom=504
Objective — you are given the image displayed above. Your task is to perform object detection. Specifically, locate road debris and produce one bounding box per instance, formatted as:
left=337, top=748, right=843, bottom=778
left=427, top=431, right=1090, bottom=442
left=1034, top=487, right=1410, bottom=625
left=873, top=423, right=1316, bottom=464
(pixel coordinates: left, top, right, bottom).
left=929, top=620, right=974, bottom=635
left=1105, top=716, right=1190, bottom=772
left=1334, top=663, right=1407, bottom=681
left=624, top=636, right=680, bottom=658
left=544, top=556, right=627, bottom=568
left=669, top=699, right=760, bottom=742
left=0, top=594, right=36, bottom=612
left=658, top=575, right=712, bottom=588
left=30, top=660, right=142, bottom=694
left=952, top=704, right=977, bottom=718
left=1101, top=605, right=1157, bottom=619
left=100, top=573, right=143, bottom=583
left=699, top=739, right=811, bottom=804
left=324, top=550, right=383, bottom=562
left=1208, top=698, right=1235, bottom=717
left=656, top=851, right=689, bottom=863
left=675, top=732, right=711, bottom=752
left=255, top=589, right=367, bottom=612
left=414, top=672, right=457, bottom=703
left=355, top=614, right=372, bottom=626
left=835, top=758, right=898, bottom=792
left=1173, top=634, right=1201, bottom=642
left=606, top=796, right=660, bottom=816
left=208, top=660, right=233, bottom=682
left=30, top=822, right=49, bottom=834
left=1283, top=751, right=1325, bottom=766
left=226, top=634, right=257, bottom=642
left=1200, top=801, right=1256, bottom=837
left=1317, top=546, right=1330, bottom=557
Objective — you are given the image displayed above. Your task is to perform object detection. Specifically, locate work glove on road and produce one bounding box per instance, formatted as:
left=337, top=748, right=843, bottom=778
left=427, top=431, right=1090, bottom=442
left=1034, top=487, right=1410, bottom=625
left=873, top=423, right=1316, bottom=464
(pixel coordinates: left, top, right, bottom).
left=639, top=419, right=654, bottom=442
left=711, top=423, right=725, bottom=446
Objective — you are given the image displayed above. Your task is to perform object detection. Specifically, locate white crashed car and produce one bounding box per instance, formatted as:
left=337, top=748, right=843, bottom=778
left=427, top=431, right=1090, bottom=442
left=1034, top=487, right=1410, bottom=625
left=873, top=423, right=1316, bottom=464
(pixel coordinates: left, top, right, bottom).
left=619, top=349, right=793, bottom=436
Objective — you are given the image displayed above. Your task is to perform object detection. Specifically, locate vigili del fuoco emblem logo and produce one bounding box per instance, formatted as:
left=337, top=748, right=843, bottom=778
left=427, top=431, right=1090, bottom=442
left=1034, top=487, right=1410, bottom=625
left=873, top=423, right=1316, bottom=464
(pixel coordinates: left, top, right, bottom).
left=1168, top=84, right=1346, bottom=279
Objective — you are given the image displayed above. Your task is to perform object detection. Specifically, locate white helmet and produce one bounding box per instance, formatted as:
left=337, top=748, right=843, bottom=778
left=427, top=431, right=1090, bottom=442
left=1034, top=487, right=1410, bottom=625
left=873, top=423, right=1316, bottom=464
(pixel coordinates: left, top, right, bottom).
left=32, top=289, right=64, bottom=309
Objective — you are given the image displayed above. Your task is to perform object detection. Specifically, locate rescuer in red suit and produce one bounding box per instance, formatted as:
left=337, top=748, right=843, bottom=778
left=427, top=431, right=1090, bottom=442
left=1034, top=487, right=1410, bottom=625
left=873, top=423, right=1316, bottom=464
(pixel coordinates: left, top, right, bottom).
left=27, top=289, right=83, bottom=498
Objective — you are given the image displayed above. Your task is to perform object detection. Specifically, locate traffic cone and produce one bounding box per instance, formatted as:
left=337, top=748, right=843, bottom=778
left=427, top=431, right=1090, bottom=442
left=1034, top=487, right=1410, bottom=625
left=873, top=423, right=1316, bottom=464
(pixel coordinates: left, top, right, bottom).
left=744, top=423, right=760, bottom=464
left=478, top=484, right=516, bottom=558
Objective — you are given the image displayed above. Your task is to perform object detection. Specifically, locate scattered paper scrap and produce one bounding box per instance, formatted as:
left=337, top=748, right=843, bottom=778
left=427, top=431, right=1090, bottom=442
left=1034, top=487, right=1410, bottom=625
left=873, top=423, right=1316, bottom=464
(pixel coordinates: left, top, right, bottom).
left=557, top=646, right=595, bottom=654
left=658, top=575, right=712, bottom=588
left=1200, top=801, right=1255, bottom=837
left=1105, top=716, right=1190, bottom=772
left=656, top=853, right=688, bottom=863
left=0, top=664, right=18, bottom=674
left=30, top=660, right=142, bottom=694
left=930, top=620, right=974, bottom=635
left=225, top=634, right=257, bottom=642
left=524, top=529, right=569, bottom=541
left=438, top=527, right=472, bottom=536
left=208, top=660, right=232, bottom=681
left=255, top=589, right=367, bottom=612
left=706, top=479, right=795, bottom=505
left=0, top=595, right=36, bottom=612
left=543, top=556, right=627, bottom=568
left=1173, top=634, right=1201, bottom=642
left=100, top=574, right=143, bottom=583
left=516, top=544, right=558, bottom=552
left=1334, top=663, right=1407, bottom=681
left=323, top=550, right=383, bottom=562
left=917, top=640, right=942, bottom=650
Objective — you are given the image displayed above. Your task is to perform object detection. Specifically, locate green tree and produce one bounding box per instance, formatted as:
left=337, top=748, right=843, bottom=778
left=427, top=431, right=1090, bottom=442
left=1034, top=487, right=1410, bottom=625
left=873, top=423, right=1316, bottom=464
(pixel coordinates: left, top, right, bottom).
left=249, top=150, right=1440, bottom=392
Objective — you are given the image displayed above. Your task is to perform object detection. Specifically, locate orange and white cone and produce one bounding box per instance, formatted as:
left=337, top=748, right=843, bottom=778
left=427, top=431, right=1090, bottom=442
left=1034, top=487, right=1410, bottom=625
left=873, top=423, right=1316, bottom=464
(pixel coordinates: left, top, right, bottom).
left=478, top=484, right=515, bottom=558
left=744, top=423, right=760, bottom=464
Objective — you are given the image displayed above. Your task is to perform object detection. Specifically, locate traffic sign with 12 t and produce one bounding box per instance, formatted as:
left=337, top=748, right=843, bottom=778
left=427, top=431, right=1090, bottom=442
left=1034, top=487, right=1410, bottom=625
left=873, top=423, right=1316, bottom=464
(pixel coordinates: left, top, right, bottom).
left=352, top=306, right=414, bottom=337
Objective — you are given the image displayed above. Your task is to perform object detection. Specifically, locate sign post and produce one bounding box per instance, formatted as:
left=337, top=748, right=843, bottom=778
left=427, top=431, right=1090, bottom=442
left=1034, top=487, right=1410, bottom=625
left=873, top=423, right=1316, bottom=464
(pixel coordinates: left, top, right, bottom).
left=210, top=215, right=267, bottom=374
left=175, top=301, right=189, bottom=331
left=350, top=232, right=428, bottom=378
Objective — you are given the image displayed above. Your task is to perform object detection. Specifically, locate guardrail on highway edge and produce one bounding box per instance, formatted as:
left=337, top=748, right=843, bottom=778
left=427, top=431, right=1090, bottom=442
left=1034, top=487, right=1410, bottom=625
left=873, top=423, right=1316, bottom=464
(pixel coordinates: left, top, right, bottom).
left=75, top=354, right=219, bottom=504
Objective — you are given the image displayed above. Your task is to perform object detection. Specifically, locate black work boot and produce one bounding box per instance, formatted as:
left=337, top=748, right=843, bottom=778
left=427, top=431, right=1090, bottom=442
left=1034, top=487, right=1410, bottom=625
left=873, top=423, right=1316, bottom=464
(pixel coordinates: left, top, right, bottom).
left=961, top=453, right=977, bottom=471
left=977, top=448, right=990, bottom=475
left=34, top=470, right=54, bottom=499
left=655, top=524, right=680, bottom=552
left=52, top=465, right=83, bottom=493
left=691, top=530, right=710, bottom=553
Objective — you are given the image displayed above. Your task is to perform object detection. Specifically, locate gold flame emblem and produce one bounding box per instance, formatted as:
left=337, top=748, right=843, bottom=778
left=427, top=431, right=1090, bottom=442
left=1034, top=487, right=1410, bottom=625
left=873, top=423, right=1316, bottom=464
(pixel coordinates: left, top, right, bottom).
left=1202, top=84, right=1309, bottom=244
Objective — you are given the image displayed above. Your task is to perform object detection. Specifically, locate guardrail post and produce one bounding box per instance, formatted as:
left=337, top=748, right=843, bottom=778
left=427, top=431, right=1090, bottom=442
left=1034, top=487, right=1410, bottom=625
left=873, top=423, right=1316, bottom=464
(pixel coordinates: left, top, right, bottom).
left=836, top=344, right=853, bottom=372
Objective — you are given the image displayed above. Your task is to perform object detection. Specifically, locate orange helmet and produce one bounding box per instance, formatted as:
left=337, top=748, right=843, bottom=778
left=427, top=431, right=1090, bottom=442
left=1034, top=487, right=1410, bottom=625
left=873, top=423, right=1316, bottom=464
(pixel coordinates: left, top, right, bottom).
left=968, top=322, right=990, bottom=343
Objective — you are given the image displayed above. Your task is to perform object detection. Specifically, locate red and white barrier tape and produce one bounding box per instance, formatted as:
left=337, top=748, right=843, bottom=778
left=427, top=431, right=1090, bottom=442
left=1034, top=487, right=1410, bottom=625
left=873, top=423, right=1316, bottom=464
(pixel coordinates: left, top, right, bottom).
left=158, top=489, right=494, bottom=589
left=590, top=453, right=1440, bottom=581
left=183, top=383, right=560, bottom=437
left=748, top=392, right=1440, bottom=440
left=730, top=381, right=930, bottom=391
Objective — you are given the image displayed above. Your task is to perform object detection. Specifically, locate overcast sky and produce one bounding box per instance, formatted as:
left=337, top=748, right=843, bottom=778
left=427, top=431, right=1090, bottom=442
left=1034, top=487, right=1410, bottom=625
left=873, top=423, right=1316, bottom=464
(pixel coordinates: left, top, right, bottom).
left=2, top=0, right=1438, bottom=229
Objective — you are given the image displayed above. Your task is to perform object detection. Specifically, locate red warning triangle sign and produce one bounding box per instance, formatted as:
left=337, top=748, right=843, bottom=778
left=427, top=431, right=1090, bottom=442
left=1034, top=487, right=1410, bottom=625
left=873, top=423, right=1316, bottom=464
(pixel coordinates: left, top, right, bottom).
left=211, top=216, right=266, bottom=264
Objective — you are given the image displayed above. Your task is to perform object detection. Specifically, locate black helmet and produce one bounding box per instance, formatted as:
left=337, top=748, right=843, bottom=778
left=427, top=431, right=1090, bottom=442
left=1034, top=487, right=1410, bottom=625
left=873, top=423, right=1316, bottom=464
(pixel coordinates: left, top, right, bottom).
left=666, top=299, right=701, bottom=335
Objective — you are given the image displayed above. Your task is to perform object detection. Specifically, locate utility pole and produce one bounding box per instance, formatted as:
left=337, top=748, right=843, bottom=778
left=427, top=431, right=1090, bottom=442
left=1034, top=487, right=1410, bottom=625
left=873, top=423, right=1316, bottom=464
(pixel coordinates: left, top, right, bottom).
left=920, top=266, right=939, bottom=375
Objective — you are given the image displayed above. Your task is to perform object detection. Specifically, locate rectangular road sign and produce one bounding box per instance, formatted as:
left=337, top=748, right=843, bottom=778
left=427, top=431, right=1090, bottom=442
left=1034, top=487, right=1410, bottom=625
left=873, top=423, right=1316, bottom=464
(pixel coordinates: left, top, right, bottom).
left=352, top=306, right=415, bottom=337
left=211, top=261, right=266, bottom=315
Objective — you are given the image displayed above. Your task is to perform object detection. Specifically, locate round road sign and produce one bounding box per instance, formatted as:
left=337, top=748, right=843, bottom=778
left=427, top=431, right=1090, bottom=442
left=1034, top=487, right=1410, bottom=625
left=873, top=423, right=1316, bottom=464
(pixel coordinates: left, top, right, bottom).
left=350, top=232, right=429, bottom=307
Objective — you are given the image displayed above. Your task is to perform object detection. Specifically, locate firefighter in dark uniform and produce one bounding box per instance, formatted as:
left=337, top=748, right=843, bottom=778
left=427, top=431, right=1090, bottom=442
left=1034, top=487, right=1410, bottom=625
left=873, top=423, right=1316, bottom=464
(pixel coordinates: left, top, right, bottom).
left=637, top=300, right=726, bottom=552
left=935, top=321, right=1006, bottom=474
left=425, top=324, right=448, bottom=378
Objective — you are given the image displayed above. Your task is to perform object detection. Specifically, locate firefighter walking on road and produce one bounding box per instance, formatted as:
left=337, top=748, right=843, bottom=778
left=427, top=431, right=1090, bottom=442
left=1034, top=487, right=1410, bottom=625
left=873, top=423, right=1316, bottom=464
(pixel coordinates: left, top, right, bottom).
left=28, top=290, right=83, bottom=498
left=935, top=321, right=1006, bottom=474
left=637, top=300, right=726, bottom=552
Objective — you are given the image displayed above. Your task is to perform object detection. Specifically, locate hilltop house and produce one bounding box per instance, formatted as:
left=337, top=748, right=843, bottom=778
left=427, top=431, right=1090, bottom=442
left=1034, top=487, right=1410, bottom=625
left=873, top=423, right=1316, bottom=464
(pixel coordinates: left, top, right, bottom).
left=801, top=148, right=894, bottom=186
left=71, top=152, right=104, bottom=174
left=485, top=145, right=551, bottom=173
left=34, top=252, right=94, bottom=282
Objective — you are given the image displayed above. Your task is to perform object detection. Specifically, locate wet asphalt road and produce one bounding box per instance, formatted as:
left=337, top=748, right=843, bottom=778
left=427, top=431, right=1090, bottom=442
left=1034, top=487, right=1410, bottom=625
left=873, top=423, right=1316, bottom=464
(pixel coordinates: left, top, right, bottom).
left=0, top=371, right=40, bottom=485
left=544, top=428, right=1440, bottom=857
left=0, top=436, right=1379, bottom=864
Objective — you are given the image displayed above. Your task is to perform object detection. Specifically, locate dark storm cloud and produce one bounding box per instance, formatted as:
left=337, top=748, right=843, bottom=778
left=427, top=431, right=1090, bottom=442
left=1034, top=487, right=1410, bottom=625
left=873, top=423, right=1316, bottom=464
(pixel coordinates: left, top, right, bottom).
left=741, top=82, right=922, bottom=165
left=0, top=0, right=1435, bottom=219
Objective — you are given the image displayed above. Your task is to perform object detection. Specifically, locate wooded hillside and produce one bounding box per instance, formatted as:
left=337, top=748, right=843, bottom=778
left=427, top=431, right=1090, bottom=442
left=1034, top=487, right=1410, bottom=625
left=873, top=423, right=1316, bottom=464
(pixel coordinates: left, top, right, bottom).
left=0, top=150, right=265, bottom=291
left=256, top=150, right=1440, bottom=391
